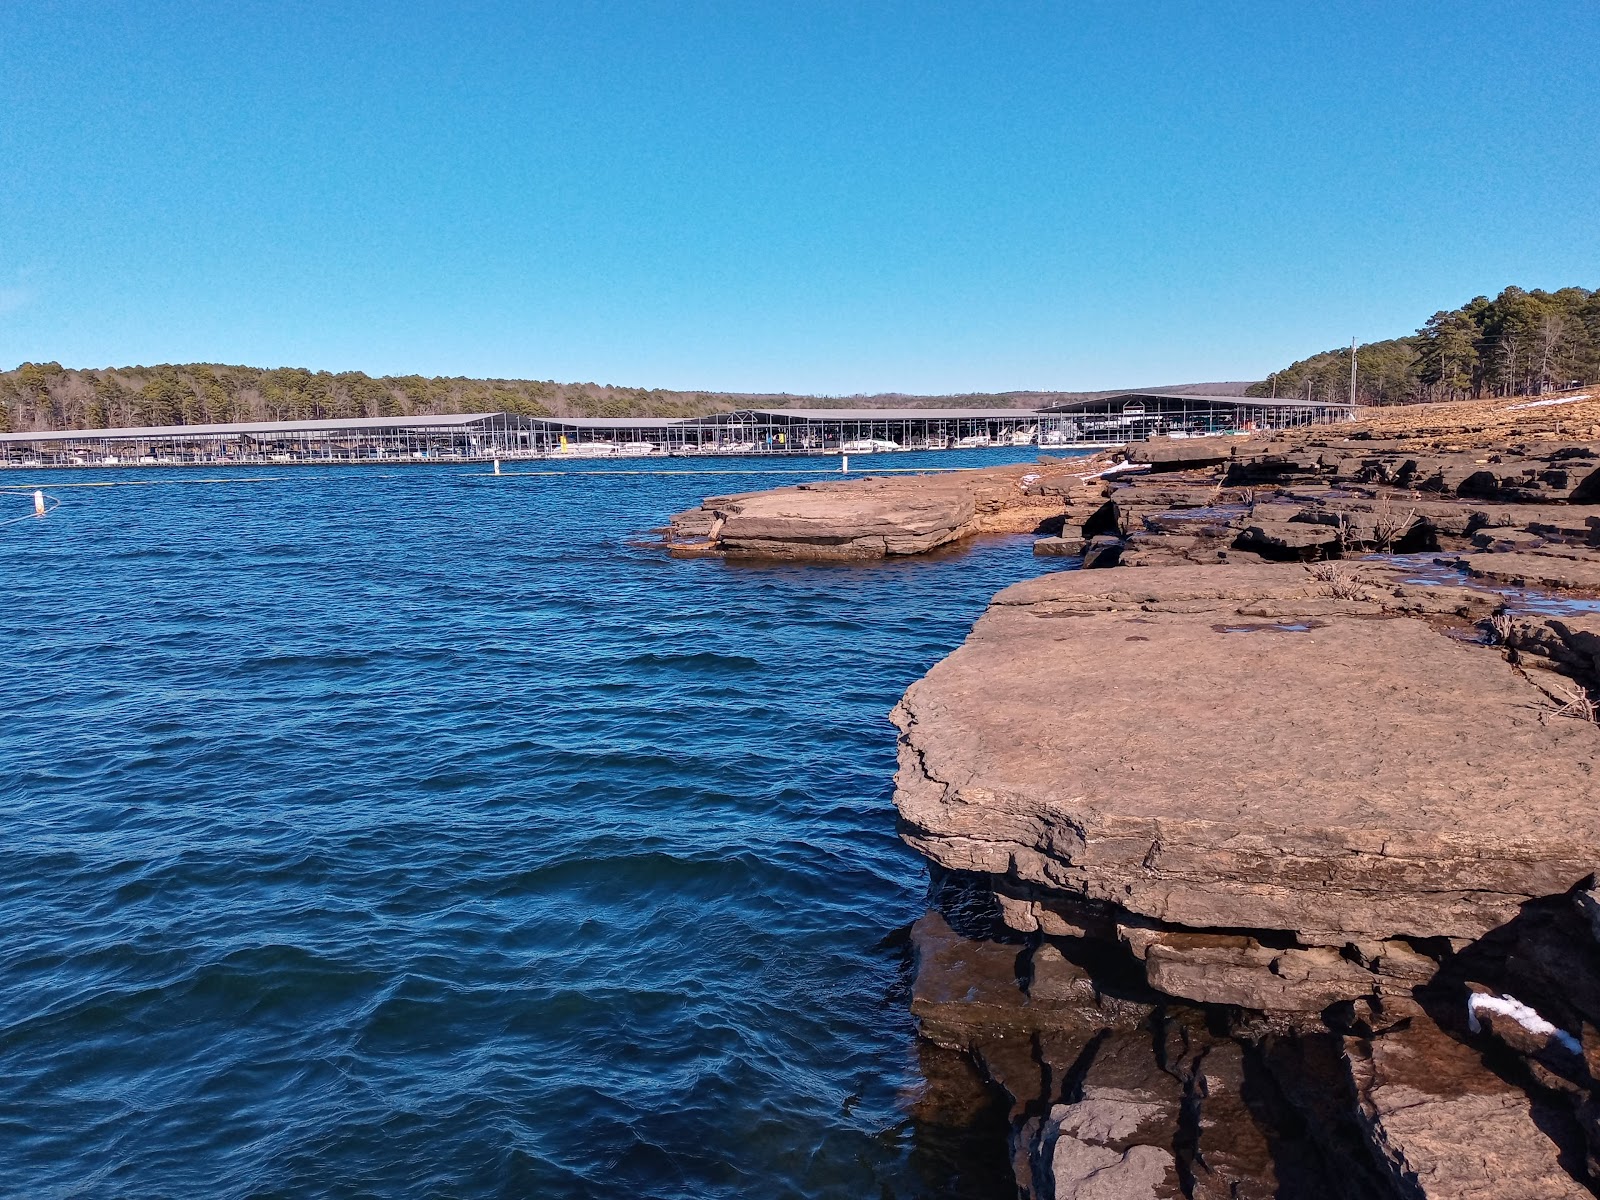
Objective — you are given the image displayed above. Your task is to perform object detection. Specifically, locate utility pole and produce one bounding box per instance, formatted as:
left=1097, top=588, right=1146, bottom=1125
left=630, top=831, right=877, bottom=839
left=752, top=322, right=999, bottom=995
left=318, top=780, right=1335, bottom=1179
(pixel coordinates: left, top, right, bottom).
left=1349, top=337, right=1359, bottom=411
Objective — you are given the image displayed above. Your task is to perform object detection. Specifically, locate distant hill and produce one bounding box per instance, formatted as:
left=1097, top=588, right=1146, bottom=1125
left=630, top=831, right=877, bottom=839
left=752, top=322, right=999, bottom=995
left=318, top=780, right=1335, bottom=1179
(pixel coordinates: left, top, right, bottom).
left=0, top=363, right=1259, bottom=433
left=1248, top=285, right=1600, bottom=406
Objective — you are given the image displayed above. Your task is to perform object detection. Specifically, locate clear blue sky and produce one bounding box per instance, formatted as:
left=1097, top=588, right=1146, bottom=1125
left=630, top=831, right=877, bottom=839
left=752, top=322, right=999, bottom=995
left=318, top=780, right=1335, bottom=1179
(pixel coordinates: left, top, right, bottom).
left=3, top=2, right=1597, bottom=394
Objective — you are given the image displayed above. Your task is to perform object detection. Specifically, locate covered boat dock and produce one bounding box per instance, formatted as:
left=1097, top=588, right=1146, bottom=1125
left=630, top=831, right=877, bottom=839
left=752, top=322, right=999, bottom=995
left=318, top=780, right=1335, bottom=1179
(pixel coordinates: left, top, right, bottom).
left=0, top=394, right=1353, bottom=467
left=1037, top=393, right=1352, bottom=442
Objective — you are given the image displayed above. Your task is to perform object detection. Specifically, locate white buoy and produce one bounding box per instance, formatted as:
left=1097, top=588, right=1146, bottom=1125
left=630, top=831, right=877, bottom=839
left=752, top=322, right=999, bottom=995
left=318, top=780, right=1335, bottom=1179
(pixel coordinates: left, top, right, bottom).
left=841, top=455, right=849, bottom=474
left=493, top=459, right=501, bottom=475
left=33, top=489, right=46, bottom=517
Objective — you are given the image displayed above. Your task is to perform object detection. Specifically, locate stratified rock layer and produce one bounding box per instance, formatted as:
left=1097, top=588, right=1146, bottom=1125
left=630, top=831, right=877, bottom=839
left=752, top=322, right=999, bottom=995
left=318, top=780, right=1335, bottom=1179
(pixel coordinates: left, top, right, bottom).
left=1347, top=1010, right=1593, bottom=1199
left=664, top=457, right=1113, bottom=559
left=893, top=563, right=1600, bottom=955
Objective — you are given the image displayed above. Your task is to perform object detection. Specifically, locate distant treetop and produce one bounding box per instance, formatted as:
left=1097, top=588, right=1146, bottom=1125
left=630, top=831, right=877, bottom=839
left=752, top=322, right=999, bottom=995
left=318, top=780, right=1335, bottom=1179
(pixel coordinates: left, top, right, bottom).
left=1247, top=285, right=1600, bottom=406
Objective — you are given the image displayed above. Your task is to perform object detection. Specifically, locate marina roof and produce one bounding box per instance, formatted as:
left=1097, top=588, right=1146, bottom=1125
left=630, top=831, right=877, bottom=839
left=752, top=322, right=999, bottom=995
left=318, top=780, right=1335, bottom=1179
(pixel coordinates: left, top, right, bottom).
left=0, top=412, right=496, bottom=443
left=702, top=408, right=1040, bottom=423
left=0, top=395, right=1351, bottom=444
left=533, top=416, right=688, bottom=429
left=1039, top=392, right=1348, bottom=413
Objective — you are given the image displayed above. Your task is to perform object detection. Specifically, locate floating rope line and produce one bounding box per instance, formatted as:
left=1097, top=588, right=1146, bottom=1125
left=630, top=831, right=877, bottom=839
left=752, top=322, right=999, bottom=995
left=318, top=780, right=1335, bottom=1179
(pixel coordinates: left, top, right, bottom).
left=0, top=490, right=61, bottom=527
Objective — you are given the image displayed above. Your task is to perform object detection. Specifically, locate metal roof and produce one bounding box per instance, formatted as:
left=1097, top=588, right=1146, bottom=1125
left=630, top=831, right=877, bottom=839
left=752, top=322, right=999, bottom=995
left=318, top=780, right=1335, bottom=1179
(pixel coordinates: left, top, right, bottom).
left=1039, top=392, right=1347, bottom=413
left=0, top=412, right=497, bottom=443
left=532, top=416, right=688, bottom=429
left=699, top=408, right=1040, bottom=423
left=0, top=396, right=1349, bottom=444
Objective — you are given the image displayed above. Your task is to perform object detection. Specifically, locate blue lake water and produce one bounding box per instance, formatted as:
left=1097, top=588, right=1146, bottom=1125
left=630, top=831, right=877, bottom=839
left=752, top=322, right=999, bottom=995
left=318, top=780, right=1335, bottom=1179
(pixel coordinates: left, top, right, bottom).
left=0, top=450, right=1079, bottom=1198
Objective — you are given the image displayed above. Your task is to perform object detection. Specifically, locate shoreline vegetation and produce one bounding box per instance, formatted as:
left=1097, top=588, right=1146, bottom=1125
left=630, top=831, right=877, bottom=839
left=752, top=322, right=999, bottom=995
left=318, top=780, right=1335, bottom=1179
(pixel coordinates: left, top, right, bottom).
left=0, top=362, right=1253, bottom=436
left=1249, top=284, right=1600, bottom=407
left=668, top=388, right=1600, bottom=1198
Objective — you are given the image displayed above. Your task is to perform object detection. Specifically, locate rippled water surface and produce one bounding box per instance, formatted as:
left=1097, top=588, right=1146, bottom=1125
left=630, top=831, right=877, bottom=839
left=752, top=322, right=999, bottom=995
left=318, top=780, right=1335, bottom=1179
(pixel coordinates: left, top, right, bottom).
left=1, top=452, right=1078, bottom=1198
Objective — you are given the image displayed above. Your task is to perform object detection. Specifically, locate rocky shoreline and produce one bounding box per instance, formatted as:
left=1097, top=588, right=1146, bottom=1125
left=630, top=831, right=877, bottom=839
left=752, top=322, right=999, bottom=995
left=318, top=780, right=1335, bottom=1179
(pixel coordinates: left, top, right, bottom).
left=671, top=392, right=1600, bottom=1198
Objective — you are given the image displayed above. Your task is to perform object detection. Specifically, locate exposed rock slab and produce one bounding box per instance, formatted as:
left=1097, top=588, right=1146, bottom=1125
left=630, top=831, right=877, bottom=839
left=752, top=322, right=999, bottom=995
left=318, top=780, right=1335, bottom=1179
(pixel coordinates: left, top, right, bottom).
left=665, top=457, right=1112, bottom=560
left=1031, top=1033, right=1185, bottom=1200
left=1455, top=549, right=1600, bottom=593
left=696, top=483, right=975, bottom=559
left=892, top=563, right=1600, bottom=952
left=1347, top=1010, right=1593, bottom=1198
left=1125, top=436, right=1239, bottom=470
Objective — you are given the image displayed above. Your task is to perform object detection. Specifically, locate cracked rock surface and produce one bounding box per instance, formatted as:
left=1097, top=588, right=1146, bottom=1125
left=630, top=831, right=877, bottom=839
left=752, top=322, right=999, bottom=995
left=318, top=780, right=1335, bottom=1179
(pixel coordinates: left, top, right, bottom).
left=893, top=562, right=1600, bottom=954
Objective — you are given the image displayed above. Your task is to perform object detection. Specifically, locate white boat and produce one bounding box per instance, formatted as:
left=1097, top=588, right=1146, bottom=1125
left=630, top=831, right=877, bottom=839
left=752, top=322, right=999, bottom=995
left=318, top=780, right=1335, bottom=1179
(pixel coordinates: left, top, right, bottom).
left=1009, top=427, right=1038, bottom=446
left=955, top=434, right=992, bottom=448
left=558, top=441, right=624, bottom=457
left=840, top=438, right=904, bottom=453
left=614, top=442, right=657, bottom=457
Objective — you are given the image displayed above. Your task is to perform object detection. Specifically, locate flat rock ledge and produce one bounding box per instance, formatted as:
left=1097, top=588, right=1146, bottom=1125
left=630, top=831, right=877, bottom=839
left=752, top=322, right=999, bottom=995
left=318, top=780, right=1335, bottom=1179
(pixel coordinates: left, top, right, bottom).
left=894, top=562, right=1599, bottom=949
left=894, top=562, right=1600, bottom=1198
left=662, top=456, right=1117, bottom=560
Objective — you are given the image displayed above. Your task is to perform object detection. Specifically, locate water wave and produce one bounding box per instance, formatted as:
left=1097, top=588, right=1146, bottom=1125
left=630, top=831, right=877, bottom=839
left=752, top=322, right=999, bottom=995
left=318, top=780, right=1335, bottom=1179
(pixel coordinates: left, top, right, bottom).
left=0, top=451, right=1077, bottom=1198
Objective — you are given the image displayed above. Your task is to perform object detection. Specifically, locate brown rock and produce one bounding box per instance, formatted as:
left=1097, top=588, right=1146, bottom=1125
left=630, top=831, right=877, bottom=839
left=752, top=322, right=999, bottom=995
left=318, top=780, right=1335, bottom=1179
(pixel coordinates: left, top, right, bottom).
left=709, top=482, right=976, bottom=559
left=1235, top=514, right=1343, bottom=559
left=1080, top=535, right=1124, bottom=569
left=892, top=563, right=1600, bottom=951
left=1125, top=436, right=1237, bottom=470
left=1503, top=613, right=1600, bottom=688
left=908, top=909, right=1029, bottom=1048
left=1188, top=1042, right=1279, bottom=1200
left=1347, top=1010, right=1591, bottom=1198
left=1457, top=549, right=1600, bottom=593
left=664, top=457, right=1114, bottom=560
left=1035, top=536, right=1088, bottom=558
left=1142, top=937, right=1379, bottom=1012
left=1030, top=1033, right=1185, bottom=1200
left=1028, top=943, right=1100, bottom=1006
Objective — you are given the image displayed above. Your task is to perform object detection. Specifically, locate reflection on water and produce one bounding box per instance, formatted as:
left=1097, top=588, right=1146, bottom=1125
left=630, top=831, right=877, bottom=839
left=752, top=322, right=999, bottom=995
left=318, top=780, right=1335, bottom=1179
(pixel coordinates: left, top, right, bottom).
left=1378, top=551, right=1600, bottom=616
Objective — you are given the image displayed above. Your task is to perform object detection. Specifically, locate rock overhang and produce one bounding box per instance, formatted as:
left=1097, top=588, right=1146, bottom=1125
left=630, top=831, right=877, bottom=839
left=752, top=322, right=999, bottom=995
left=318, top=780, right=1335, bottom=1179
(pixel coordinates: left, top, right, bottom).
left=892, top=563, right=1600, bottom=947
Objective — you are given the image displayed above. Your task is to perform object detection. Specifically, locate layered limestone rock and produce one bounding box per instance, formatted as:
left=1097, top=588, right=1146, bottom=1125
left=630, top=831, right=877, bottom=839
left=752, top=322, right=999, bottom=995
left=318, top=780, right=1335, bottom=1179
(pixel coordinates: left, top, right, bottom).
left=1345, top=1010, right=1593, bottom=1199
left=908, top=897, right=1350, bottom=1199
left=891, top=559, right=1600, bottom=1198
left=893, top=563, right=1600, bottom=968
left=663, top=457, right=1117, bottom=560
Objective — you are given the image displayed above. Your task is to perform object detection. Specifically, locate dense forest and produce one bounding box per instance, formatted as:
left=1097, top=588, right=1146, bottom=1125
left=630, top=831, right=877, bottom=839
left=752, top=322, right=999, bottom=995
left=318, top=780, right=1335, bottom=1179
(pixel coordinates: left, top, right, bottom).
left=0, top=363, right=1245, bottom=434
left=0, top=364, right=794, bottom=434
left=1247, top=285, right=1600, bottom=406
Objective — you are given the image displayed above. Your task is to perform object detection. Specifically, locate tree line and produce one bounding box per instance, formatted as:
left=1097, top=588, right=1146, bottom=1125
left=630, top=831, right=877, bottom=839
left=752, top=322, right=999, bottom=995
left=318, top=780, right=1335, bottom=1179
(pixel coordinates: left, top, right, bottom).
left=0, top=364, right=1039, bottom=433
left=1247, top=285, right=1600, bottom=406
left=0, top=364, right=761, bottom=434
